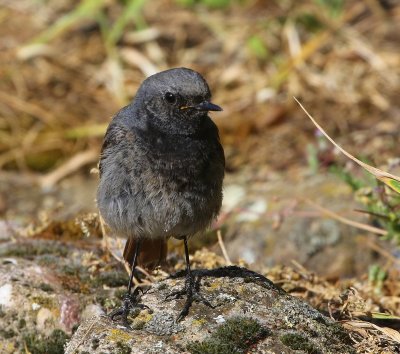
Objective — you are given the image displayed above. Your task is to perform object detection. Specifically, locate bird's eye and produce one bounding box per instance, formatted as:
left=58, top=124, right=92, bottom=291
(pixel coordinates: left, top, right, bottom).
left=164, top=92, right=177, bottom=104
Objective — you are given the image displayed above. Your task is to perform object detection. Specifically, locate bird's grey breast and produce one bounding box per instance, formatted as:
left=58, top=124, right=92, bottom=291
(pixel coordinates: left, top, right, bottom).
left=97, top=121, right=224, bottom=240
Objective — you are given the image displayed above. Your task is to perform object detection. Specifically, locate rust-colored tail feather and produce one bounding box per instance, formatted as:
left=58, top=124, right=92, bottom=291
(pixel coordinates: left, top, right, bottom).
left=123, top=237, right=168, bottom=270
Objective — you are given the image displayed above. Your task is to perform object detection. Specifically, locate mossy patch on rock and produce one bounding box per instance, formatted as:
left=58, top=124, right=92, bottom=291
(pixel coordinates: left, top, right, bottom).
left=0, top=241, right=69, bottom=259
left=23, top=329, right=70, bottom=354
left=280, top=332, right=320, bottom=353
left=187, top=316, right=269, bottom=354
left=115, top=341, right=132, bottom=354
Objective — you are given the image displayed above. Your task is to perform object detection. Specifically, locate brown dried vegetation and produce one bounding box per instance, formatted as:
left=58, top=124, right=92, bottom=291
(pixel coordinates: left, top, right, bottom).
left=1, top=1, right=400, bottom=353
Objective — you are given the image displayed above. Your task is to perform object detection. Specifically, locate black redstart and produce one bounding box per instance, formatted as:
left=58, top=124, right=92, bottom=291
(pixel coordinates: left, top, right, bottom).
left=97, top=67, right=225, bottom=324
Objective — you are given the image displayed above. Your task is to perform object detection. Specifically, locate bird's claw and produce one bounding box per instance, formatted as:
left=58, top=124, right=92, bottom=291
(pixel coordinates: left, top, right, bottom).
left=164, top=288, right=186, bottom=301
left=108, top=293, right=150, bottom=327
left=178, top=289, right=215, bottom=321
left=164, top=276, right=214, bottom=322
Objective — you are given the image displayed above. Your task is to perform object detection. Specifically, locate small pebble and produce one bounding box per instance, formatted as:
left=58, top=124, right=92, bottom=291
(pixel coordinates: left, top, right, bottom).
left=32, top=303, right=41, bottom=311
left=214, top=315, right=225, bottom=324
left=0, top=283, right=12, bottom=307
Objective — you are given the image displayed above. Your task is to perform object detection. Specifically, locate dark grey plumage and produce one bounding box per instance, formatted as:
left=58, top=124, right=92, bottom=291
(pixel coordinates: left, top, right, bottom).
left=97, top=67, right=224, bottom=242
left=96, top=68, right=225, bottom=323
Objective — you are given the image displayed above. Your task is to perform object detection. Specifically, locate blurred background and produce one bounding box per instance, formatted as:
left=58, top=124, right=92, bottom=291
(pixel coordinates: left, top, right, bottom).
left=1, top=1, right=400, bottom=351
left=1, top=0, right=400, bottom=325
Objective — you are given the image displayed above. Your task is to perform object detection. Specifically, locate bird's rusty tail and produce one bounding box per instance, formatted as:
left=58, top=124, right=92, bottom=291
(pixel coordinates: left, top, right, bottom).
left=123, top=237, right=168, bottom=270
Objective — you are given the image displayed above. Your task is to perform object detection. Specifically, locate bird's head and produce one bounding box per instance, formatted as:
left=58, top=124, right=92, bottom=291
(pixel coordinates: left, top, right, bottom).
left=133, top=67, right=222, bottom=135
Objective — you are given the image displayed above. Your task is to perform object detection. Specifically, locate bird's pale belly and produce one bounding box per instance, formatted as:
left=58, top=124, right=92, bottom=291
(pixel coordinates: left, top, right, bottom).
left=99, top=175, right=220, bottom=241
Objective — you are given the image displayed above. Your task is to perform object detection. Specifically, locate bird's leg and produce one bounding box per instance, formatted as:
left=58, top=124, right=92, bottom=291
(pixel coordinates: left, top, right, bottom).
left=109, top=240, right=148, bottom=326
left=165, top=236, right=214, bottom=321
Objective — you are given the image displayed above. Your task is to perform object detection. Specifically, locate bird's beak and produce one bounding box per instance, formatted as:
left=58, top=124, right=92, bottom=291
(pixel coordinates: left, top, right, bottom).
left=194, top=101, right=223, bottom=112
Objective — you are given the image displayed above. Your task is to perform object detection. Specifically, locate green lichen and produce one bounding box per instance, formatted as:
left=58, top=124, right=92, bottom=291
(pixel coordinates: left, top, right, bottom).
left=280, top=333, right=320, bottom=354
left=204, top=279, right=223, bottom=291
left=192, top=318, right=208, bottom=327
left=130, top=311, right=153, bottom=330
left=187, top=316, right=269, bottom=354
left=31, top=295, right=56, bottom=309
left=23, top=329, right=70, bottom=354
left=106, top=329, right=132, bottom=343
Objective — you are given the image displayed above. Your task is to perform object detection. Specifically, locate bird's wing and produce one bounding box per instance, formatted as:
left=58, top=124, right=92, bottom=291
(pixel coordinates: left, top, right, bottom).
left=99, top=121, right=133, bottom=177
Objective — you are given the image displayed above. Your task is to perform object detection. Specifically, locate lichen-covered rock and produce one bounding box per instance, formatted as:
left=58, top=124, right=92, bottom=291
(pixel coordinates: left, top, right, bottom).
left=0, top=239, right=120, bottom=354
left=65, top=266, right=355, bottom=354
left=0, top=256, right=78, bottom=354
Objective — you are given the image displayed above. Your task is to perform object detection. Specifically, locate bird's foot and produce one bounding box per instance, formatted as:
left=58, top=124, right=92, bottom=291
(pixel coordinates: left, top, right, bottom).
left=109, top=292, right=149, bottom=328
left=165, top=274, right=214, bottom=321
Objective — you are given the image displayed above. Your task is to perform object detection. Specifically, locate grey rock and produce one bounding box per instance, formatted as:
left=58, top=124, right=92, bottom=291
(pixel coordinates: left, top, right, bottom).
left=65, top=266, right=355, bottom=354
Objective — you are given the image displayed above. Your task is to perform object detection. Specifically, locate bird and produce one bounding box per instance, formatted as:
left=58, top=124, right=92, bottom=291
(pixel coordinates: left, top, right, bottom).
left=96, top=67, right=225, bottom=324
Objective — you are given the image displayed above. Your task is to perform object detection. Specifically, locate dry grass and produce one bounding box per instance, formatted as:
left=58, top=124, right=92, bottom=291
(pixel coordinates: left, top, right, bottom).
left=267, top=262, right=400, bottom=353
left=0, top=0, right=399, bottom=178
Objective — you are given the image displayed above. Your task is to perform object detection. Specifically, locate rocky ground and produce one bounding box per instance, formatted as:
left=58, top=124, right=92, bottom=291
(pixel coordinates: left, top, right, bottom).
left=0, top=242, right=356, bottom=354
left=66, top=266, right=355, bottom=354
left=1, top=171, right=398, bottom=353
left=1, top=225, right=399, bottom=353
